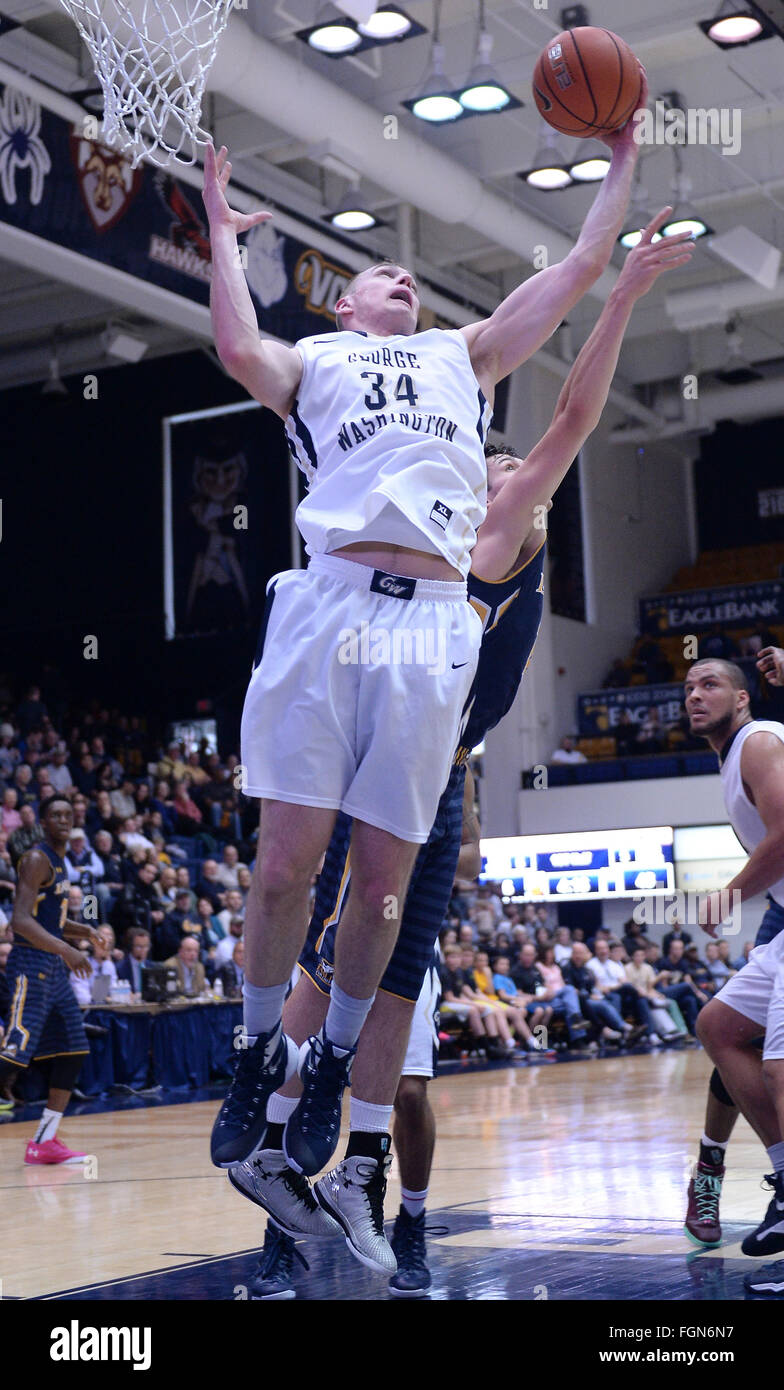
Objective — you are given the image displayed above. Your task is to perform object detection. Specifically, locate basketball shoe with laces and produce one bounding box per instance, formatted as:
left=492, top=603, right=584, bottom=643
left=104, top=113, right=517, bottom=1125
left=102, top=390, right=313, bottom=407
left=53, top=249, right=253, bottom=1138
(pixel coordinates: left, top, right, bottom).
left=684, top=1160, right=725, bottom=1247
left=228, top=1149, right=342, bottom=1238
left=388, top=1206, right=448, bottom=1297
left=741, top=1172, right=784, bottom=1256
left=283, top=1029, right=356, bottom=1176
left=250, top=1222, right=309, bottom=1300
left=314, top=1153, right=397, bottom=1273
left=210, top=1025, right=299, bottom=1168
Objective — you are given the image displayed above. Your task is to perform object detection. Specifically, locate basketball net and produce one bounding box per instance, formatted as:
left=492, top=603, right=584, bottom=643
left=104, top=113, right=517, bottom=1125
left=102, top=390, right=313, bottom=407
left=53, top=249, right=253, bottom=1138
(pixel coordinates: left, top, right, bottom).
left=57, top=0, right=234, bottom=167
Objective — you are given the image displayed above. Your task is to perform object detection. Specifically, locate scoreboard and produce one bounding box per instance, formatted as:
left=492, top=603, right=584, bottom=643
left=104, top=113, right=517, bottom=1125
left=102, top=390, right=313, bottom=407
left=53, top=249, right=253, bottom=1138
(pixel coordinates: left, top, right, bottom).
left=480, top=827, right=675, bottom=902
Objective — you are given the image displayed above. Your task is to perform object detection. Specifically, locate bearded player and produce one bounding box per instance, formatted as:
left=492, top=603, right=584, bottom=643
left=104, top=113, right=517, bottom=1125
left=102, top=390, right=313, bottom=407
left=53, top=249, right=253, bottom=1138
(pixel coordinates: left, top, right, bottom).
left=682, top=650, right=784, bottom=1296
left=225, top=212, right=694, bottom=1297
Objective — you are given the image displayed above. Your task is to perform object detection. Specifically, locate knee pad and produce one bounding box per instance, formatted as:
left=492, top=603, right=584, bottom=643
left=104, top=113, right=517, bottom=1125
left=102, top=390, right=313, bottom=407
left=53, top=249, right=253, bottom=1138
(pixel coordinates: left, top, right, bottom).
left=709, top=1066, right=736, bottom=1108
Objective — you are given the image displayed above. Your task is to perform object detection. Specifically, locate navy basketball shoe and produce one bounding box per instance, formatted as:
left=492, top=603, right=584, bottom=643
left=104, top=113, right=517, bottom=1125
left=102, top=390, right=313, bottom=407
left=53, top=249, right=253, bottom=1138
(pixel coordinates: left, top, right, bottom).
left=283, top=1029, right=356, bottom=1176
left=743, top=1261, right=784, bottom=1297
left=741, top=1172, right=784, bottom=1256
left=388, top=1207, right=447, bottom=1298
left=210, top=1025, right=298, bottom=1168
left=250, top=1222, right=309, bottom=1300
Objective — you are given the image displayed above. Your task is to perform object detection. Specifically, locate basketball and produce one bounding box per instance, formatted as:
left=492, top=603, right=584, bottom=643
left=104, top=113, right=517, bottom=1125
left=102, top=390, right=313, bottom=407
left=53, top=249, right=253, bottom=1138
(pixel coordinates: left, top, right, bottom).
left=532, top=27, right=642, bottom=138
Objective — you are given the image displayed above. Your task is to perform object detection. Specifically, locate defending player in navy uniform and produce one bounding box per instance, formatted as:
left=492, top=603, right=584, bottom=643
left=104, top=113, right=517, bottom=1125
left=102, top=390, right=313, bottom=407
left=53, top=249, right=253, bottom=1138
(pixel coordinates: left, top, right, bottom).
left=227, top=214, right=695, bottom=1297
left=203, top=105, right=655, bottom=1176
left=0, top=795, right=99, bottom=1165
left=678, top=652, right=784, bottom=1295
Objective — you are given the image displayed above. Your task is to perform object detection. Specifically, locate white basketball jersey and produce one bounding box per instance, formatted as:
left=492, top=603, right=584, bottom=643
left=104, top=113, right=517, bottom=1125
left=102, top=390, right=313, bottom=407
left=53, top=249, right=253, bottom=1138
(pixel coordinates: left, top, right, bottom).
left=720, top=719, right=784, bottom=908
left=285, top=327, right=491, bottom=576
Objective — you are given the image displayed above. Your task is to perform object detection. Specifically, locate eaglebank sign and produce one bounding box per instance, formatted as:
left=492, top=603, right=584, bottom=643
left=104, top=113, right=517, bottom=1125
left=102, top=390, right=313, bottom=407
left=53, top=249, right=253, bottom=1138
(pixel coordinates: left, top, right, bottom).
left=50, top=1321, right=151, bottom=1371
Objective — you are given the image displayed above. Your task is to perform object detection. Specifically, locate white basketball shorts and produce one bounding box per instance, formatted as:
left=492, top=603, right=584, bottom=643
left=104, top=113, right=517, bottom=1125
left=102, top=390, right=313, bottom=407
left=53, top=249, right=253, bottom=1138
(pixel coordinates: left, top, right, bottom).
left=401, top=957, right=442, bottom=1079
left=241, top=553, right=481, bottom=843
left=715, top=929, right=784, bottom=1060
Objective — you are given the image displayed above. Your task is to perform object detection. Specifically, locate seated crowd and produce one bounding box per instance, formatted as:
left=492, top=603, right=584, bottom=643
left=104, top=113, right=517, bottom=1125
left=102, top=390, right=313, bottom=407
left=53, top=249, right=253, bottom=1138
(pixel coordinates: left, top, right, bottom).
left=0, top=683, right=755, bottom=1099
left=436, top=888, right=751, bottom=1059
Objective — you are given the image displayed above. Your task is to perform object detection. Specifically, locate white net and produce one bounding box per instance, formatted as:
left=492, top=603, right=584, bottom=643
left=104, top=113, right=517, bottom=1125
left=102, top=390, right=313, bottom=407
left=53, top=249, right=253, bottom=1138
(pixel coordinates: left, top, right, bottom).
left=57, top=0, right=234, bottom=167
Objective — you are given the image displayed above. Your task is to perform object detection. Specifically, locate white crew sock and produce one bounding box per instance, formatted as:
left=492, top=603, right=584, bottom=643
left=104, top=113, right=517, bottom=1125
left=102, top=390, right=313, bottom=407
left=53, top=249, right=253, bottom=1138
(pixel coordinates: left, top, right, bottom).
left=325, top=983, right=375, bottom=1051
left=349, top=1096, right=393, bottom=1134
left=701, top=1132, right=728, bottom=1152
left=34, top=1108, right=62, bottom=1144
left=766, top=1140, right=784, bottom=1174
left=242, top=980, right=288, bottom=1043
left=265, top=1093, right=300, bottom=1126
left=401, top=1187, right=428, bottom=1219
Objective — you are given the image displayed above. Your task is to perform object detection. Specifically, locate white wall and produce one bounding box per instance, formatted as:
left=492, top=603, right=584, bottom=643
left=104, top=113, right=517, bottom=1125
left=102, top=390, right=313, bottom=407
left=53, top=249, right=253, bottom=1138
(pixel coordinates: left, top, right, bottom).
left=479, top=356, right=698, bottom=839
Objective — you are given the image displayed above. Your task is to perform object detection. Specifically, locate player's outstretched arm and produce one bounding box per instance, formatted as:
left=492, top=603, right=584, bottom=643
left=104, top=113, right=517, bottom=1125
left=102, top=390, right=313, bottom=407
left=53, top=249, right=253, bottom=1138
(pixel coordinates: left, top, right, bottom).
left=472, top=210, right=693, bottom=578
left=203, top=143, right=302, bottom=420
left=456, top=766, right=482, bottom=880
left=462, top=68, right=647, bottom=392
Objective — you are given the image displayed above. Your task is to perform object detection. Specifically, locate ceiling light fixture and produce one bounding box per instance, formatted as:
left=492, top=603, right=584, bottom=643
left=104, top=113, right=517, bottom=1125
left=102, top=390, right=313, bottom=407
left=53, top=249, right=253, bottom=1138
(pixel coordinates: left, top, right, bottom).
left=568, top=142, right=610, bottom=182
left=324, top=182, right=381, bottom=231
left=302, top=4, right=362, bottom=54
left=522, top=125, right=573, bottom=190
left=458, top=1, right=517, bottom=112
left=358, top=4, right=412, bottom=39
left=698, top=1, right=772, bottom=45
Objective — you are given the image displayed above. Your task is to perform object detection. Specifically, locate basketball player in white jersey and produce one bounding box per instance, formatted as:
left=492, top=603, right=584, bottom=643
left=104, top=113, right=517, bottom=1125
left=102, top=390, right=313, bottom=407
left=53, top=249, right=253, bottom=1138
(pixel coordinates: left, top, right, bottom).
left=201, top=83, right=650, bottom=1171
left=679, top=658, right=784, bottom=1286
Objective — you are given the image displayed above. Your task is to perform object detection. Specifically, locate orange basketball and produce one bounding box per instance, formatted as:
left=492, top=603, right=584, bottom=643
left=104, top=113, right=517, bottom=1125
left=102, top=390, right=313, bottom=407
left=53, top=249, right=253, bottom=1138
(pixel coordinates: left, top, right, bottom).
left=532, top=27, right=642, bottom=138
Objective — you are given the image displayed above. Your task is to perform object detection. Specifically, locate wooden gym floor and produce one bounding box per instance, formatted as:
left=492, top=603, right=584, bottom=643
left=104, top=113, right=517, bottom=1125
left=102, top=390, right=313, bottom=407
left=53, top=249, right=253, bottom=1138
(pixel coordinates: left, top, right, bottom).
left=0, top=1047, right=773, bottom=1301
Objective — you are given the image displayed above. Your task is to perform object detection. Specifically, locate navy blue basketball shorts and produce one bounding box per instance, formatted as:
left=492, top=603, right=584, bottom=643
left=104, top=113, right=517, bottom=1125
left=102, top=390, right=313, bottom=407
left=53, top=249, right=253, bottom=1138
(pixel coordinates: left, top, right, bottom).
left=299, top=762, right=466, bottom=1003
left=0, top=944, right=89, bottom=1069
left=755, top=896, right=784, bottom=948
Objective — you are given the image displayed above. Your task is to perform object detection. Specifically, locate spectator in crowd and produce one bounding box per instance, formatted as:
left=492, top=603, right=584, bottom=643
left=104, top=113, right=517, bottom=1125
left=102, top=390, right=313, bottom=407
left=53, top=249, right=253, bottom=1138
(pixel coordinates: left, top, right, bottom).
left=113, top=861, right=167, bottom=948
left=537, top=944, right=593, bottom=1044
left=459, top=945, right=519, bottom=1056
left=236, top=864, right=252, bottom=898
left=215, top=844, right=244, bottom=892
left=625, top=945, right=686, bottom=1042
left=662, top=918, right=692, bottom=958
left=87, top=790, right=115, bottom=839
left=214, top=916, right=244, bottom=968
left=585, top=939, right=647, bottom=1041
left=16, top=685, right=47, bottom=736
left=698, top=625, right=738, bottom=662
left=13, top=764, right=36, bottom=808
left=1, top=788, right=22, bottom=835
left=65, top=829, right=104, bottom=895
left=682, top=944, right=719, bottom=1001
left=0, top=829, right=16, bottom=901
left=490, top=930, right=513, bottom=964
left=472, top=949, right=538, bottom=1050
left=614, top=709, right=637, bottom=757
left=654, top=938, right=701, bottom=1034
left=704, top=940, right=735, bottom=991
left=93, top=829, right=124, bottom=913
left=8, top=803, right=42, bottom=864
left=196, top=858, right=225, bottom=911
left=157, top=741, right=188, bottom=783
left=118, top=816, right=154, bottom=854
left=70, top=924, right=118, bottom=1005
left=217, top=888, right=245, bottom=937
left=218, top=939, right=245, bottom=999
left=155, top=865, right=179, bottom=911
left=635, top=707, right=664, bottom=755
left=174, top=866, right=198, bottom=913
left=116, top=928, right=152, bottom=996
left=636, top=637, right=673, bottom=685
left=492, top=954, right=551, bottom=1041
left=553, top=926, right=572, bottom=967
left=165, top=935, right=206, bottom=998
left=0, top=723, right=20, bottom=780
left=110, top=778, right=137, bottom=821
left=45, top=743, right=73, bottom=794
left=195, top=895, right=225, bottom=950
left=172, top=777, right=203, bottom=836
left=603, top=659, right=630, bottom=689
left=563, top=942, right=630, bottom=1043
left=550, top=736, right=587, bottom=765
left=512, top=943, right=584, bottom=1044
left=438, top=945, right=504, bottom=1057
left=621, top=917, right=649, bottom=958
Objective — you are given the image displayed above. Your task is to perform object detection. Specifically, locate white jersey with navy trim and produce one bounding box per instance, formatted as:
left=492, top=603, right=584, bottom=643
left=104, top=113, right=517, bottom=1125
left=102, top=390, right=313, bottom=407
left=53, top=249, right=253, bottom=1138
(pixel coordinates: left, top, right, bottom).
left=720, top=719, right=784, bottom=908
left=285, top=327, right=490, bottom=577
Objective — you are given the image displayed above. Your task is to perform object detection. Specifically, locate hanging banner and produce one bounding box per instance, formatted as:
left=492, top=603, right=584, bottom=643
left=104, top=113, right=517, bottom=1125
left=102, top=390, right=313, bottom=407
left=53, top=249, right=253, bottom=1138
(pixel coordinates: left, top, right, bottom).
left=577, top=683, right=685, bottom=737
left=639, top=580, right=784, bottom=636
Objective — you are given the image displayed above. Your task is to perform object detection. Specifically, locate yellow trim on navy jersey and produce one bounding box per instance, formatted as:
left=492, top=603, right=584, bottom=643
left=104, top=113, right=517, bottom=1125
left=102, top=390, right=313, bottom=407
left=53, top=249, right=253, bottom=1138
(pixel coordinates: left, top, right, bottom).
left=33, top=1049, right=90, bottom=1061
left=7, top=974, right=30, bottom=1049
left=298, top=963, right=331, bottom=998
left=314, top=850, right=352, bottom=954
left=470, top=534, right=546, bottom=585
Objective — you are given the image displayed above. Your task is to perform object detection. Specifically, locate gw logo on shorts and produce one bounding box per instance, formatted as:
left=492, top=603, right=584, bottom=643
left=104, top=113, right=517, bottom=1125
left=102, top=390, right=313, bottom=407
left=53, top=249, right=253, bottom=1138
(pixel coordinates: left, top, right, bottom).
left=370, top=570, right=416, bottom=601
